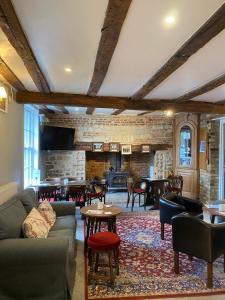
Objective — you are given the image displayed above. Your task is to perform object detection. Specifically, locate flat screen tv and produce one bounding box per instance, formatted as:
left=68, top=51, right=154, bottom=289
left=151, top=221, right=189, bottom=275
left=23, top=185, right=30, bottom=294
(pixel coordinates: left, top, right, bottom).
left=40, top=126, right=75, bottom=150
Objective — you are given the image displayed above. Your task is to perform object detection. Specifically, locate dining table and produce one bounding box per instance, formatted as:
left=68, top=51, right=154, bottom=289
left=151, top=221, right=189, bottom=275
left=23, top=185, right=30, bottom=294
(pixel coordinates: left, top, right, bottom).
left=80, top=204, right=122, bottom=250
left=203, top=201, right=225, bottom=223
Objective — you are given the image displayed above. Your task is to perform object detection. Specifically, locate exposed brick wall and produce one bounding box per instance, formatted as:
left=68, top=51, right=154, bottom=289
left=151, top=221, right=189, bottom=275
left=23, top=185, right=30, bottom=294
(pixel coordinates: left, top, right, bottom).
left=86, top=151, right=154, bottom=180
left=199, top=118, right=219, bottom=202
left=46, top=114, right=173, bottom=145
left=43, top=114, right=173, bottom=180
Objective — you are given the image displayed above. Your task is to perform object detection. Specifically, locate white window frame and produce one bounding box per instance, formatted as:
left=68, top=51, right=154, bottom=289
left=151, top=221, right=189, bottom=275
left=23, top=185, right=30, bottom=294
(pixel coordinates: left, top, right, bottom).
left=219, top=118, right=225, bottom=200
left=24, top=105, right=39, bottom=188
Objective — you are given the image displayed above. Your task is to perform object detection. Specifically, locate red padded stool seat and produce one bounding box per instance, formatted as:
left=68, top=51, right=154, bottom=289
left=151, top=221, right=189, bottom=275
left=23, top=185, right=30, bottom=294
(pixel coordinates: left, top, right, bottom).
left=133, top=188, right=145, bottom=193
left=88, top=231, right=120, bottom=285
left=88, top=232, right=120, bottom=251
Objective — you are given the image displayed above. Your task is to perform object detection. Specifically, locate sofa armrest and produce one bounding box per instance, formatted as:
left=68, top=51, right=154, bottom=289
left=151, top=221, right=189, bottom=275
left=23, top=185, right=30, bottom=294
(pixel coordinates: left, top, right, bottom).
left=50, top=201, right=76, bottom=216
left=0, top=238, right=72, bottom=299
left=0, top=238, right=69, bottom=266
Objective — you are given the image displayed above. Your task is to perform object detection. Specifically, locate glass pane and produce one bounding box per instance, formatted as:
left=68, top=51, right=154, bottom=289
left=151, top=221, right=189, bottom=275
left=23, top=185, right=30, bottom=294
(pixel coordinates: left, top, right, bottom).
left=179, top=125, right=192, bottom=166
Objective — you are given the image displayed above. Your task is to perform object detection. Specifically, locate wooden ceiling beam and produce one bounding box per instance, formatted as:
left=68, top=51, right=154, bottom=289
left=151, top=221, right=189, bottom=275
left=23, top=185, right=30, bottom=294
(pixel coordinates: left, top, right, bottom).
left=130, top=3, right=225, bottom=101
left=0, top=0, right=50, bottom=92
left=54, top=105, right=69, bottom=114
left=16, top=91, right=225, bottom=114
left=87, top=0, right=132, bottom=115
left=175, top=72, right=225, bottom=102
left=0, top=57, right=26, bottom=91
left=111, top=109, right=124, bottom=115
left=86, top=107, right=95, bottom=115
left=138, top=111, right=153, bottom=116
left=34, top=104, right=54, bottom=114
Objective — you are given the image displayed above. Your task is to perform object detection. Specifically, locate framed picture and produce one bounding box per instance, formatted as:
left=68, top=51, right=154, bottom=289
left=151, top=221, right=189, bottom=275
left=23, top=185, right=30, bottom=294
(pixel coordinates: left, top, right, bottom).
left=0, top=97, right=8, bottom=113
left=92, top=142, right=104, bottom=152
left=141, top=144, right=151, bottom=153
left=121, top=144, right=132, bottom=155
left=109, top=143, right=119, bottom=152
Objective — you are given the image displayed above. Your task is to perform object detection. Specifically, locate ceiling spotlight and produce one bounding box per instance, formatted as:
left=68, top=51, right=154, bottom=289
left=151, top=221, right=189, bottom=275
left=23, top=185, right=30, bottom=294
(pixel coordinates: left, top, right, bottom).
left=64, top=67, right=72, bottom=73
left=165, top=15, right=175, bottom=24
left=165, top=110, right=174, bottom=117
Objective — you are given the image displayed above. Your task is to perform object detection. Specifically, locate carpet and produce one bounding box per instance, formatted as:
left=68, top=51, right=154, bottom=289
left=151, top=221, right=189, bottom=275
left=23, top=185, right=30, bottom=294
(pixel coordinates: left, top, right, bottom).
left=85, top=211, right=225, bottom=299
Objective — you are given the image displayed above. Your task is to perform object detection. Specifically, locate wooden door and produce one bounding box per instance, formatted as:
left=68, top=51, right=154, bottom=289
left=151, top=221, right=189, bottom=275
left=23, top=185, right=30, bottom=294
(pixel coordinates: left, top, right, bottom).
left=174, top=114, right=199, bottom=199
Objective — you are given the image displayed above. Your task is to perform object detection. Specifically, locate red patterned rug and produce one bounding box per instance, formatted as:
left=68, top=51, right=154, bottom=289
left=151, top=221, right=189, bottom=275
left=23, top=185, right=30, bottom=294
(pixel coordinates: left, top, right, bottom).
left=85, top=211, right=225, bottom=299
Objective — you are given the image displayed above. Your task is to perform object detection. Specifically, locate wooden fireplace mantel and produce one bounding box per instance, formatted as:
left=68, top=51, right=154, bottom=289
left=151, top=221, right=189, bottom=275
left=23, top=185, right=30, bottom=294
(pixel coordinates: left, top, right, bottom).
left=74, top=142, right=172, bottom=152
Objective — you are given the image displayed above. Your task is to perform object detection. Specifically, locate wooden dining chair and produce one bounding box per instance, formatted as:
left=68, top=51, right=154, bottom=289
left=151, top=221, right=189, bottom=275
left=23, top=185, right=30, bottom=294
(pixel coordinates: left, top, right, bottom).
left=166, top=174, right=183, bottom=196
left=86, top=183, right=107, bottom=205
left=38, top=186, right=59, bottom=202
left=126, top=179, right=147, bottom=211
left=66, top=185, right=86, bottom=207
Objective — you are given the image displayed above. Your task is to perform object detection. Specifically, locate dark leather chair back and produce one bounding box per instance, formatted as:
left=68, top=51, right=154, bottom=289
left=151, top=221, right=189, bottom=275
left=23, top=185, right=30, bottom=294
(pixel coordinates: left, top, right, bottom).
left=172, top=213, right=225, bottom=288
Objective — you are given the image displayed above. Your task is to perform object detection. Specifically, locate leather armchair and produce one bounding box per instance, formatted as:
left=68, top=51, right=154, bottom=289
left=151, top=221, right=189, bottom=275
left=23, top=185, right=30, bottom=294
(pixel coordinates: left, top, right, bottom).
left=159, top=193, right=203, bottom=239
left=172, top=213, right=225, bottom=288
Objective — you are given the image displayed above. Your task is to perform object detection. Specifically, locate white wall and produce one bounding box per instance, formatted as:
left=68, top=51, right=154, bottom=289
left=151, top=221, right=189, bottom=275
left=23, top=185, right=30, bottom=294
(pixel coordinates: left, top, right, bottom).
left=0, top=100, right=23, bottom=189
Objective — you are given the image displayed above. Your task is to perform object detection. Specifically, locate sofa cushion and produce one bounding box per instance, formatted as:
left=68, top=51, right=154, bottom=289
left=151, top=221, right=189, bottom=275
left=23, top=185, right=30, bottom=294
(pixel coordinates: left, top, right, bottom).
left=48, top=228, right=75, bottom=239
left=23, top=208, right=50, bottom=238
left=50, top=215, right=75, bottom=232
left=18, top=188, right=39, bottom=213
left=0, top=195, right=27, bottom=239
left=38, top=200, right=56, bottom=228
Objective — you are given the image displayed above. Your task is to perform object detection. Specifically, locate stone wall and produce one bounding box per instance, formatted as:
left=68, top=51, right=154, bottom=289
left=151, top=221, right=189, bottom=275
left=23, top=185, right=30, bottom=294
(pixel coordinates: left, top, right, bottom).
left=199, top=118, right=219, bottom=202
left=40, top=150, right=86, bottom=180
left=41, top=114, right=173, bottom=180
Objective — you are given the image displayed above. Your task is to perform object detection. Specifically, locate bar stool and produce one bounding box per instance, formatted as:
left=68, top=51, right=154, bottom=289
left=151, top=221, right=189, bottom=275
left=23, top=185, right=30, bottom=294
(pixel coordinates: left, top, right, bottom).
left=88, top=231, right=120, bottom=285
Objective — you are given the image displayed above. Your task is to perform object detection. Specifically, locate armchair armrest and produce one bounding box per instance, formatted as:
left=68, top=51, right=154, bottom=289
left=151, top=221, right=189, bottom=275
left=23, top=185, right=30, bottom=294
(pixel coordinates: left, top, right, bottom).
left=50, top=201, right=76, bottom=216
left=159, top=197, right=185, bottom=224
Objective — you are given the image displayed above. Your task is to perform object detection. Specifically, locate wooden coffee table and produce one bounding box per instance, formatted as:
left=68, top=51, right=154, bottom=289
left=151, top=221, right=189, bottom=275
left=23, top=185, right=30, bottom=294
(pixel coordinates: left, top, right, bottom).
left=203, top=202, right=225, bottom=223
left=80, top=204, right=122, bottom=250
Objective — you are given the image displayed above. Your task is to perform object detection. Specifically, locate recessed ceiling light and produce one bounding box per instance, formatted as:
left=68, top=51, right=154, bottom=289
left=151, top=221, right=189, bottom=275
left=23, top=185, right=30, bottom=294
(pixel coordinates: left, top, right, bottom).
left=64, top=67, right=72, bottom=73
left=165, top=15, right=175, bottom=24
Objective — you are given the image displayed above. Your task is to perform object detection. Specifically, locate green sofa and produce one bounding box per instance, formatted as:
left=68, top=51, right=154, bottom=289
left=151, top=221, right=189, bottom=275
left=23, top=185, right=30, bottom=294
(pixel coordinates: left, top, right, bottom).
left=0, top=188, right=76, bottom=300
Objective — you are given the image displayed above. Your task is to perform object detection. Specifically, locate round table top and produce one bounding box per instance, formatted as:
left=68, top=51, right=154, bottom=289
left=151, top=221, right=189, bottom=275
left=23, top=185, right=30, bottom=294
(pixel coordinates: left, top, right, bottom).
left=80, top=204, right=122, bottom=218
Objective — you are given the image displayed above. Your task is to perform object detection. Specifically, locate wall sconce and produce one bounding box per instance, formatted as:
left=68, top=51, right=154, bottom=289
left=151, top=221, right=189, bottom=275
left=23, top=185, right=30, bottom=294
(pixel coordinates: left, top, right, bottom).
left=164, top=110, right=174, bottom=117
left=0, top=86, right=8, bottom=113
left=0, top=86, right=7, bottom=98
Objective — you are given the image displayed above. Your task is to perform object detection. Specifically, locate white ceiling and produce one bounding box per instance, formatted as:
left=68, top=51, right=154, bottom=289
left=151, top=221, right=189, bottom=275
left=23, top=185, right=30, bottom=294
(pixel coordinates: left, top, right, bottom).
left=0, top=0, right=224, bottom=115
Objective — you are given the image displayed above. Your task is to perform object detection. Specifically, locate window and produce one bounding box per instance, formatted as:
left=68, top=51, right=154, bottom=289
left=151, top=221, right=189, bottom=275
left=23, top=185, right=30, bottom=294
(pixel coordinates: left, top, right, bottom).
left=179, top=125, right=192, bottom=166
left=24, top=105, right=39, bottom=188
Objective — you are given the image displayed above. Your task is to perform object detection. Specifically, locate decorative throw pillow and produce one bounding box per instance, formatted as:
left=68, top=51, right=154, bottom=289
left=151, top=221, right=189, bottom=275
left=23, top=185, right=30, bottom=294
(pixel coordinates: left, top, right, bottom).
left=23, top=208, right=49, bottom=238
left=38, top=200, right=56, bottom=228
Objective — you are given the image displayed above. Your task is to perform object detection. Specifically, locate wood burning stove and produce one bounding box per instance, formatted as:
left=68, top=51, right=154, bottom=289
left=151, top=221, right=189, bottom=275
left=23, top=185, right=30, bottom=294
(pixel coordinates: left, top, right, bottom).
left=105, top=171, right=129, bottom=191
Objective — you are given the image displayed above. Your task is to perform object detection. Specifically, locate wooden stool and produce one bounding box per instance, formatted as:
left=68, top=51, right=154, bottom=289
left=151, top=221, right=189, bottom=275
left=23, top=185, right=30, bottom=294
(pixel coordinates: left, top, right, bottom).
left=87, top=231, right=120, bottom=285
